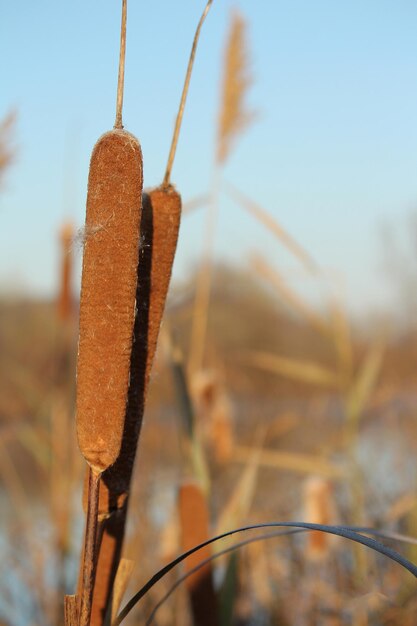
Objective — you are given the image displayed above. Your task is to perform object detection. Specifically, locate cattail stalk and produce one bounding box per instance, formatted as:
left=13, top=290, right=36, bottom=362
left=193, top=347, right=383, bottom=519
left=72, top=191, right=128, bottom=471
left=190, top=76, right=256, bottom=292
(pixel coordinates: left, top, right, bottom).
left=88, top=187, right=181, bottom=625
left=64, top=595, right=79, bottom=626
left=178, top=482, right=219, bottom=626
left=88, top=2, right=213, bottom=620
left=79, top=470, right=102, bottom=626
left=163, top=0, right=213, bottom=187
left=189, top=9, right=253, bottom=375
left=75, top=2, right=142, bottom=625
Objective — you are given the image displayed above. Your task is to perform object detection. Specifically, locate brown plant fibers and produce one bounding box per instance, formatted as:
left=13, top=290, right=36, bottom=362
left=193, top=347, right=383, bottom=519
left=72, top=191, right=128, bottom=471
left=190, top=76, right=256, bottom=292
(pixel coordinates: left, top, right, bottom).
left=87, top=187, right=181, bottom=625
left=76, top=129, right=143, bottom=473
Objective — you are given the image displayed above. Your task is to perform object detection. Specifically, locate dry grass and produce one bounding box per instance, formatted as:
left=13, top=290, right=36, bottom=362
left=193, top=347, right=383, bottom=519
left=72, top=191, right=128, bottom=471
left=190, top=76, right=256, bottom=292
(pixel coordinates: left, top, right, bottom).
left=1, top=5, right=417, bottom=626
left=217, top=10, right=254, bottom=164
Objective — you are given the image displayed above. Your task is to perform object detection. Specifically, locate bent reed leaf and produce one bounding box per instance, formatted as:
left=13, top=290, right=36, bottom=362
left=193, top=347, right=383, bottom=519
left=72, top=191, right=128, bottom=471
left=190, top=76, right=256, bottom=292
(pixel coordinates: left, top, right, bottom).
left=225, top=180, right=318, bottom=273
left=240, top=350, right=342, bottom=388
left=145, top=529, right=303, bottom=626
left=113, top=522, right=417, bottom=625
left=144, top=525, right=417, bottom=626
left=233, top=445, right=345, bottom=479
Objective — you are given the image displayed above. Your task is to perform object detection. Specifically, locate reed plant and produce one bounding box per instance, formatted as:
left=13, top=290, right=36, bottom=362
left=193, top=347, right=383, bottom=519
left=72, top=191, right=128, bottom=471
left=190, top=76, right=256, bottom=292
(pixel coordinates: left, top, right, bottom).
left=2, top=4, right=417, bottom=626
left=71, top=3, right=417, bottom=624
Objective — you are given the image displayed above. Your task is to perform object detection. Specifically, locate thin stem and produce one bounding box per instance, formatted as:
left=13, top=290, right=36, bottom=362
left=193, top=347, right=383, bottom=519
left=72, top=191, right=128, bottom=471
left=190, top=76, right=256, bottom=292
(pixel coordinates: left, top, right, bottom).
left=114, top=0, right=127, bottom=129
left=163, top=0, right=213, bottom=187
left=145, top=529, right=303, bottom=626
left=79, top=469, right=101, bottom=626
left=188, top=165, right=220, bottom=375
left=64, top=595, right=79, bottom=626
left=113, top=522, right=417, bottom=625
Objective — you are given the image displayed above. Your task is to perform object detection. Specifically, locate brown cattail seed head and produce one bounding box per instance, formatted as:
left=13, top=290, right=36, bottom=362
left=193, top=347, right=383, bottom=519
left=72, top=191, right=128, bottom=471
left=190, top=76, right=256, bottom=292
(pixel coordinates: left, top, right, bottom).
left=178, top=481, right=219, bottom=626
left=142, top=186, right=181, bottom=390
left=76, top=129, right=143, bottom=473
left=303, top=476, right=337, bottom=561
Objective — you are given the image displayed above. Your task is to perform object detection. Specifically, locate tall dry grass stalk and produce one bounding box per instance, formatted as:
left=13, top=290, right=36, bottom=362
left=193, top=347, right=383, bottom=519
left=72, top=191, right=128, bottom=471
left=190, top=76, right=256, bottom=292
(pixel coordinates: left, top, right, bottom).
left=57, top=222, right=75, bottom=323
left=163, top=0, right=213, bottom=188
left=217, top=10, right=254, bottom=165
left=162, top=327, right=211, bottom=492
left=252, top=254, right=328, bottom=336
left=0, top=110, right=16, bottom=187
left=227, top=182, right=318, bottom=273
left=188, top=9, right=253, bottom=376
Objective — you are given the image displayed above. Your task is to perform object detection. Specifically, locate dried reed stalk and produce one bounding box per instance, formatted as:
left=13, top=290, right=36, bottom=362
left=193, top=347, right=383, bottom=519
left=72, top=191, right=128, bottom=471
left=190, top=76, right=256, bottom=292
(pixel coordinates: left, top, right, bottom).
left=217, top=10, right=253, bottom=164
left=240, top=350, right=342, bottom=388
left=64, top=595, right=79, bottom=626
left=163, top=327, right=211, bottom=492
left=252, top=254, right=327, bottom=336
left=225, top=181, right=318, bottom=272
left=163, top=0, right=213, bottom=188
left=179, top=482, right=219, bottom=626
left=50, top=397, right=74, bottom=618
left=234, top=445, right=344, bottom=479
left=0, top=110, right=16, bottom=186
left=188, top=8, right=252, bottom=374
left=79, top=470, right=102, bottom=626
left=57, top=221, right=74, bottom=322
left=106, top=559, right=134, bottom=625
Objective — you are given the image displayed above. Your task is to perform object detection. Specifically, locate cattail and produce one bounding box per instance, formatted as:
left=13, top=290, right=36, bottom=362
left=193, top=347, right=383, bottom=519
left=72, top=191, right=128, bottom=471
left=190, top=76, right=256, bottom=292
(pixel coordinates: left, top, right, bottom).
left=211, top=395, right=234, bottom=463
left=73, top=4, right=143, bottom=626
left=191, top=369, right=234, bottom=463
left=82, top=4, right=211, bottom=624
left=75, top=128, right=142, bottom=626
left=76, top=128, right=143, bottom=474
left=160, top=509, right=180, bottom=565
left=85, top=186, right=181, bottom=626
left=303, top=476, right=338, bottom=561
left=88, top=186, right=181, bottom=515
left=142, top=186, right=182, bottom=392
left=178, top=482, right=219, bottom=626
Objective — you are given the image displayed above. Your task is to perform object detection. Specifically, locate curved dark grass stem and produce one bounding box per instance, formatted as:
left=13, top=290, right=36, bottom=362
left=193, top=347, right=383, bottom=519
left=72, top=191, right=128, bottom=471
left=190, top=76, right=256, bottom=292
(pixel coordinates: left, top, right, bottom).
left=113, top=522, right=417, bottom=625
left=145, top=529, right=303, bottom=626
left=145, top=525, right=417, bottom=626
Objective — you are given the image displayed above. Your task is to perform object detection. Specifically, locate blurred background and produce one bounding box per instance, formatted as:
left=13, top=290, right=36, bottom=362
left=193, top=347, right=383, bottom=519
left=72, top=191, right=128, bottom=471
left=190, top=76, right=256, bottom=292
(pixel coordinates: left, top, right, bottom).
left=1, top=1, right=417, bottom=625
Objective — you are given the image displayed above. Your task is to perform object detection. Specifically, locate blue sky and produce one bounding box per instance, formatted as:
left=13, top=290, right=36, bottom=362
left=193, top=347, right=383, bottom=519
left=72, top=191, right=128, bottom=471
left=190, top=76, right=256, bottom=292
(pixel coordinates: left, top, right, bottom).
left=1, top=1, right=417, bottom=316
